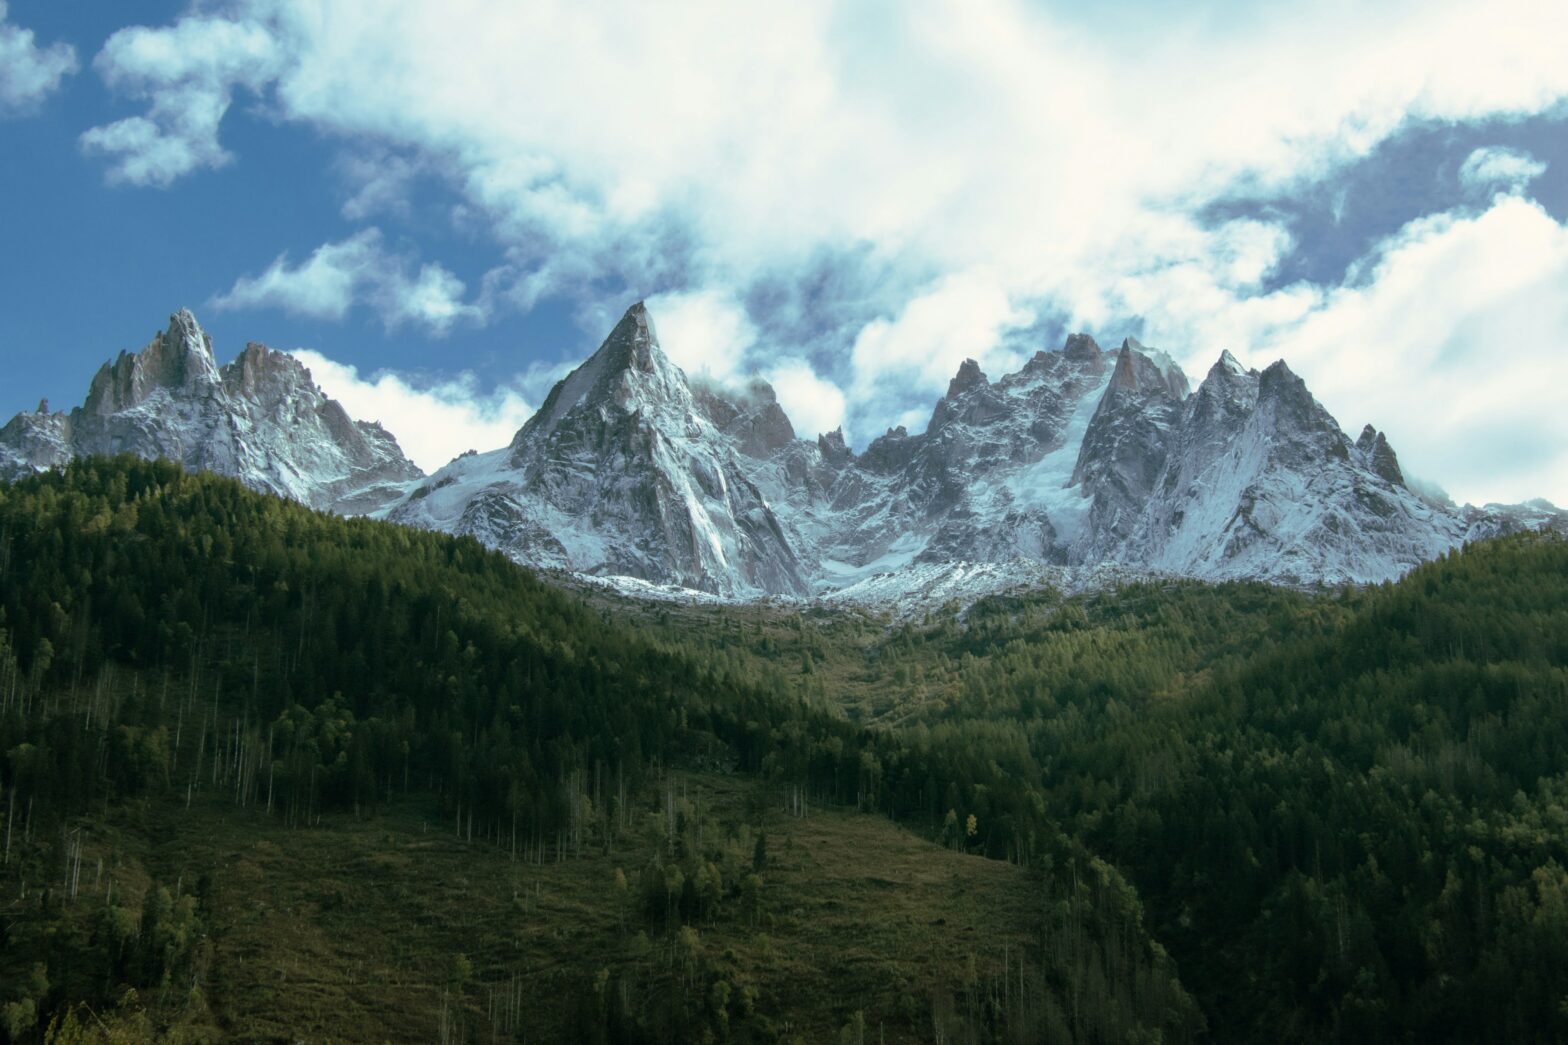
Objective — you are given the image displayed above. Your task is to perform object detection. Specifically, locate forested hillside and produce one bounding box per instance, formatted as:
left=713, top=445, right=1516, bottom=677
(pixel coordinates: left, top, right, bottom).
left=582, top=527, right=1568, bottom=1042
left=2, top=457, right=1565, bottom=1042
left=0, top=458, right=1192, bottom=1043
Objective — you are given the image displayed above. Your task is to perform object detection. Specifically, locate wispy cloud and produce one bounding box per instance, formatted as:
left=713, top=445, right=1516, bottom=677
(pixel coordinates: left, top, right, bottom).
left=210, top=229, right=485, bottom=334
left=0, top=1, right=77, bottom=116
left=1458, top=145, right=1548, bottom=195
left=336, top=149, right=428, bottom=222
left=81, top=15, right=281, bottom=186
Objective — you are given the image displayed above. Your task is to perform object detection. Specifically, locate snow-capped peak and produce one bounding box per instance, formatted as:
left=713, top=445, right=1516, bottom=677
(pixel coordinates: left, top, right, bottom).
left=1214, top=349, right=1249, bottom=378
left=1, top=309, right=422, bottom=514
left=8, top=304, right=1565, bottom=606
left=511, top=301, right=694, bottom=454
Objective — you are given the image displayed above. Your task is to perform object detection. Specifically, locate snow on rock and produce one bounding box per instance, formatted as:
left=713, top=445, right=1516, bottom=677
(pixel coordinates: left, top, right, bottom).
left=392, top=303, right=808, bottom=597
left=823, top=559, right=1165, bottom=619
left=7, top=305, right=1564, bottom=613
left=0, top=309, right=423, bottom=514
left=388, top=313, right=1565, bottom=607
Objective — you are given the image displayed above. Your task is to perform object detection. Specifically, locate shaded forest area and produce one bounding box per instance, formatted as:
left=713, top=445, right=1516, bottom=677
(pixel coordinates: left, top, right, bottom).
left=0, top=458, right=1189, bottom=1043
left=0, top=456, right=1565, bottom=1041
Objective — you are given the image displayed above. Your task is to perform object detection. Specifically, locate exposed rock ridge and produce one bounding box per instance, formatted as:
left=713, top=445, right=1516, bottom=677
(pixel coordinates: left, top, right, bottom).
left=0, top=310, right=423, bottom=514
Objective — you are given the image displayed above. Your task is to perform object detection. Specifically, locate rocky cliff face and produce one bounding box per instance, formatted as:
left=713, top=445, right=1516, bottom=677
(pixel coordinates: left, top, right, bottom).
left=0, top=310, right=422, bottom=514
left=388, top=303, right=1565, bottom=595
left=6, top=304, right=1561, bottom=600
left=1100, top=353, right=1467, bottom=583
left=391, top=304, right=808, bottom=596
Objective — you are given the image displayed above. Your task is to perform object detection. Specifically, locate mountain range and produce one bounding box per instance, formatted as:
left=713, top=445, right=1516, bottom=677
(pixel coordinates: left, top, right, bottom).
left=4, top=304, right=1561, bottom=600
left=0, top=310, right=419, bottom=515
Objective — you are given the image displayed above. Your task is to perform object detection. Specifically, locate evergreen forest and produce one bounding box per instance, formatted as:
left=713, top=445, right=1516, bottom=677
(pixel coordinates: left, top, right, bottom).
left=1, top=456, right=1565, bottom=1042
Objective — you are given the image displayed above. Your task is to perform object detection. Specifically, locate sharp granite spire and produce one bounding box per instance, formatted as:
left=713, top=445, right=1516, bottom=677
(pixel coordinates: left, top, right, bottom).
left=0, top=309, right=423, bottom=514
left=6, top=304, right=1564, bottom=600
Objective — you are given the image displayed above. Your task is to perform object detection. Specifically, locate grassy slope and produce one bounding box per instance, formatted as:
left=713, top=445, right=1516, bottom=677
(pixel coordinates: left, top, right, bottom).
left=62, top=775, right=1039, bottom=1043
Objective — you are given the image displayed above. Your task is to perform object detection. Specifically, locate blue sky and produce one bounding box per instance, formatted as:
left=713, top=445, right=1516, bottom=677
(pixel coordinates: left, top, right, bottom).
left=2, top=0, right=1567, bottom=504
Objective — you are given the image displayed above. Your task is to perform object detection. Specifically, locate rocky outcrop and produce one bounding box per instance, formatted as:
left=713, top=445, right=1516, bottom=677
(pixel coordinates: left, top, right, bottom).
left=393, top=303, right=808, bottom=596
left=8, top=304, right=1562, bottom=598
left=0, top=309, right=422, bottom=514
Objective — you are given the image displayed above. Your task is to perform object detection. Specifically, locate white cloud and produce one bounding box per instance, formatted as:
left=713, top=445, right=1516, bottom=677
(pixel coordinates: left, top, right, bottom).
left=765, top=361, right=847, bottom=441
left=82, top=15, right=281, bottom=185
left=1458, top=145, right=1548, bottom=194
left=88, top=1, right=1568, bottom=499
left=0, top=1, right=77, bottom=115
left=1256, top=196, right=1568, bottom=508
left=213, top=231, right=373, bottom=321
left=1124, top=196, right=1568, bottom=508
left=385, top=263, right=479, bottom=332
left=848, top=272, right=1034, bottom=416
left=643, top=289, right=757, bottom=385
left=211, top=229, right=484, bottom=333
left=291, top=349, right=533, bottom=472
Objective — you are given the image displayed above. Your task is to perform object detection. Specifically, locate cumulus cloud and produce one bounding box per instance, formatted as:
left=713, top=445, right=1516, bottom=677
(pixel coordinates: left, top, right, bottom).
left=291, top=349, right=533, bottom=472
left=82, top=15, right=282, bottom=185
left=765, top=360, right=847, bottom=442
left=1122, top=196, right=1568, bottom=508
left=0, top=1, right=77, bottom=115
left=211, top=229, right=485, bottom=334
left=643, top=289, right=757, bottom=385
left=848, top=273, right=1034, bottom=424
left=1458, top=145, right=1548, bottom=195
left=1256, top=196, right=1568, bottom=507
left=87, top=1, right=1568, bottom=499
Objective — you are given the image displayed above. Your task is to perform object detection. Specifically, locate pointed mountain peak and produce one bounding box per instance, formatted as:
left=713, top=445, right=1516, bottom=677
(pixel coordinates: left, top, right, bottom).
left=1108, top=344, right=1140, bottom=393
left=946, top=358, right=988, bottom=398
left=624, top=299, right=654, bottom=339
left=35, top=399, right=49, bottom=415
left=1355, top=424, right=1406, bottom=486
left=595, top=300, right=668, bottom=374
left=151, top=308, right=220, bottom=383
left=83, top=309, right=222, bottom=417
left=511, top=300, right=693, bottom=452
left=168, top=307, right=211, bottom=351
left=1258, top=358, right=1306, bottom=398
left=1063, top=333, right=1101, bottom=363
left=744, top=377, right=779, bottom=404
left=1211, top=350, right=1249, bottom=379
left=1106, top=341, right=1190, bottom=400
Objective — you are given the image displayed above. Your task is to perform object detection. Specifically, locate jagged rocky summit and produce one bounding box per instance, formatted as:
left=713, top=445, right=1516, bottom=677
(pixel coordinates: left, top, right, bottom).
left=5, top=303, right=1562, bottom=602
left=397, top=302, right=1564, bottom=597
left=390, top=304, right=808, bottom=595
left=0, top=310, right=423, bottom=514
